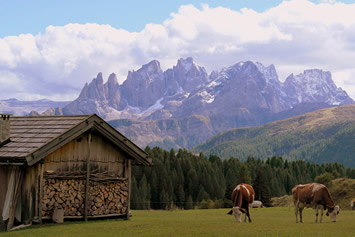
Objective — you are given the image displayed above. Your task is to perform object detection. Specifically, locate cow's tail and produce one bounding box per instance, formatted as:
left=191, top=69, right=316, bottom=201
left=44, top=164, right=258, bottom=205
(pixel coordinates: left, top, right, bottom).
left=289, top=195, right=294, bottom=210
left=227, top=188, right=241, bottom=215
left=234, top=190, right=242, bottom=207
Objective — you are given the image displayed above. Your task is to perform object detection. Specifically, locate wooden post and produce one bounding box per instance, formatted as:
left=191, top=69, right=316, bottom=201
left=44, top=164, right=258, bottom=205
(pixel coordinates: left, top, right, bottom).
left=84, top=132, right=91, bottom=221
left=125, top=159, right=131, bottom=220
left=34, top=164, right=40, bottom=220
left=38, top=163, right=44, bottom=224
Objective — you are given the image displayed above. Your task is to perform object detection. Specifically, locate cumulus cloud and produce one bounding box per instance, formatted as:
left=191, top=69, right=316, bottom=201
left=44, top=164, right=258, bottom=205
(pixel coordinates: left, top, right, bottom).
left=0, top=0, right=355, bottom=101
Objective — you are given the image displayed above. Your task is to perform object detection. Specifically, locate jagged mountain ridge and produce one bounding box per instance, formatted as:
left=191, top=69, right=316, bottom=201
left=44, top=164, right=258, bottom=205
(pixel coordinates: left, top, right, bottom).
left=0, top=98, right=70, bottom=116
left=61, top=57, right=353, bottom=149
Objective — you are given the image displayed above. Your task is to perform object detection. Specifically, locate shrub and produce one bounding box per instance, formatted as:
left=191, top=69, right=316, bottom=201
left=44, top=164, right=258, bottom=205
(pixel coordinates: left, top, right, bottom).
left=314, top=172, right=334, bottom=187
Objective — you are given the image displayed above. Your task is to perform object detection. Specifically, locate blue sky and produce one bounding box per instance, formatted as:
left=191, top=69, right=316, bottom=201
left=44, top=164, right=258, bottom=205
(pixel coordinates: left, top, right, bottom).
left=1, top=0, right=343, bottom=37
left=0, top=0, right=355, bottom=101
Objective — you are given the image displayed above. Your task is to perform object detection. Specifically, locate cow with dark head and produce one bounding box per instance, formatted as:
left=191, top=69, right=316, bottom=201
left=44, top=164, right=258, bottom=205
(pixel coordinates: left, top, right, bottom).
left=228, top=183, right=255, bottom=222
left=292, top=183, right=340, bottom=223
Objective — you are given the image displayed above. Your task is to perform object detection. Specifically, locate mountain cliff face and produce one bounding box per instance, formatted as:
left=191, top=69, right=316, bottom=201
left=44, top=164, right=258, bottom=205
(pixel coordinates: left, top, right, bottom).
left=61, top=58, right=354, bottom=149
left=283, top=69, right=353, bottom=106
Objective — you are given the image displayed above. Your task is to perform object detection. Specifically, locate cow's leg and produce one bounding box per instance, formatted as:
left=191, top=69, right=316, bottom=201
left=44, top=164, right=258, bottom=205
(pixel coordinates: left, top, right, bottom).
left=315, top=205, right=319, bottom=223
left=246, top=209, right=252, bottom=223
left=299, top=207, right=304, bottom=223
left=320, top=206, right=324, bottom=223
left=295, top=205, right=299, bottom=223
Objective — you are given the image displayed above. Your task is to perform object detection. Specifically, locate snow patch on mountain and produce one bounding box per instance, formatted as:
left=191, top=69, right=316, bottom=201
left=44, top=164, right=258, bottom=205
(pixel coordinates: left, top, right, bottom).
left=197, top=90, right=215, bottom=104
left=141, top=97, right=164, bottom=114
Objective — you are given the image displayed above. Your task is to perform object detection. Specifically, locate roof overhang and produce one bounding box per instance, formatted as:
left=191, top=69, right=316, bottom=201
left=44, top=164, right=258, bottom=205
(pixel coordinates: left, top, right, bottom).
left=24, top=114, right=152, bottom=167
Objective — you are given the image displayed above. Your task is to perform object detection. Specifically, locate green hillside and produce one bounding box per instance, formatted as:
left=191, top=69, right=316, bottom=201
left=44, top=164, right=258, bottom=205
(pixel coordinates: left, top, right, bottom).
left=193, top=105, right=355, bottom=167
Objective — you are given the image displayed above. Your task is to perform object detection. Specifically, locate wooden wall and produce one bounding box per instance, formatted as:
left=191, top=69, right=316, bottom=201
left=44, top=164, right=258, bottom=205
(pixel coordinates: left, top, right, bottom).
left=21, top=164, right=40, bottom=224
left=44, top=131, right=125, bottom=176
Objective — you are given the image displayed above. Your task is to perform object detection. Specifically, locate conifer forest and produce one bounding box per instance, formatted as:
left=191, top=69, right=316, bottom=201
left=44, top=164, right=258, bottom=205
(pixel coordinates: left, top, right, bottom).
left=131, top=147, right=355, bottom=210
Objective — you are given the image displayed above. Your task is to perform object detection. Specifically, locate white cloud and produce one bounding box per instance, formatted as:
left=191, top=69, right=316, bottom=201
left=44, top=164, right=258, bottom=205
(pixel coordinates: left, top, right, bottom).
left=0, top=0, right=355, bottom=101
left=318, top=0, right=336, bottom=3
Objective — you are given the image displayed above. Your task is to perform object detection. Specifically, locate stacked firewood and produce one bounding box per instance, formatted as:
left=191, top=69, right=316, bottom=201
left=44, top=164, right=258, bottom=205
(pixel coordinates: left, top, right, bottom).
left=88, top=181, right=128, bottom=216
left=42, top=178, right=128, bottom=217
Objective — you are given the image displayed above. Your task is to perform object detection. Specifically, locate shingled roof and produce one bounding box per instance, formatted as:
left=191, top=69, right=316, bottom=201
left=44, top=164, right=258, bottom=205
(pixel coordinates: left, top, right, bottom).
left=0, top=114, right=152, bottom=166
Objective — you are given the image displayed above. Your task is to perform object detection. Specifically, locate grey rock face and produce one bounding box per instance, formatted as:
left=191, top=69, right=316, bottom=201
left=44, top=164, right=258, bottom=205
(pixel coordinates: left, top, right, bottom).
left=283, top=69, right=353, bottom=106
left=63, top=72, right=123, bottom=117
left=60, top=58, right=354, bottom=148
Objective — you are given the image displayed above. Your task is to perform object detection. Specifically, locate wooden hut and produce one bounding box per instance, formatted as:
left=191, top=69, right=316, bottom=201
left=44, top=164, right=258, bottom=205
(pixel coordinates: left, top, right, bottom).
left=0, top=114, right=152, bottom=231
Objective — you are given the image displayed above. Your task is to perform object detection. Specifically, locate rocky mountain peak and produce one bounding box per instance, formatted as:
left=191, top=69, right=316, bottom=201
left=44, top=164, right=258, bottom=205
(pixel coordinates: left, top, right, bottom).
left=176, top=57, right=195, bottom=73
left=225, top=61, right=261, bottom=79
left=107, top=73, right=118, bottom=85
left=104, top=73, right=122, bottom=110
left=95, top=72, right=104, bottom=83
left=172, top=57, right=208, bottom=92
left=120, top=60, right=166, bottom=109
left=255, top=62, right=279, bottom=84
left=139, top=60, right=162, bottom=76
left=61, top=58, right=354, bottom=143
left=78, top=72, right=105, bottom=100
left=283, top=69, right=352, bottom=106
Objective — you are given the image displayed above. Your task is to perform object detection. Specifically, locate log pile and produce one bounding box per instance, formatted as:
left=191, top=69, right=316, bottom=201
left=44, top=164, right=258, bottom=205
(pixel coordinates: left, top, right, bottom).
left=88, top=181, right=128, bottom=216
left=42, top=178, right=128, bottom=217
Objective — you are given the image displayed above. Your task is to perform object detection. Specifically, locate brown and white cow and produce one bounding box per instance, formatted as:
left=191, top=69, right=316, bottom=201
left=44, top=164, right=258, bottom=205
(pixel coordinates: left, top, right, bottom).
left=292, top=183, right=339, bottom=223
left=228, top=183, right=255, bottom=222
left=251, top=200, right=263, bottom=208
left=351, top=198, right=355, bottom=210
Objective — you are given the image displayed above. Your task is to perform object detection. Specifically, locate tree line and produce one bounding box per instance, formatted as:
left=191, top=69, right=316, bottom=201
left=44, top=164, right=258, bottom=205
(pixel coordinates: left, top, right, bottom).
left=131, top=147, right=355, bottom=210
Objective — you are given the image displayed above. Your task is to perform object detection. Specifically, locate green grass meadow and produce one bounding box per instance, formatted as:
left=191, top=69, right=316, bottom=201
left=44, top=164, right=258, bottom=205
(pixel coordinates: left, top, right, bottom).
left=2, top=208, right=355, bottom=237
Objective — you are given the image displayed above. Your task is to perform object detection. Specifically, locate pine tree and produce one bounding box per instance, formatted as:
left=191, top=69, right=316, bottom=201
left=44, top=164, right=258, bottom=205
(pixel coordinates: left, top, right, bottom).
left=139, top=175, right=151, bottom=209
left=177, top=185, right=185, bottom=208
left=159, top=188, right=169, bottom=210
left=185, top=195, right=193, bottom=210
left=197, top=185, right=210, bottom=203
left=253, top=166, right=272, bottom=206
left=130, top=176, right=139, bottom=209
left=238, top=163, right=251, bottom=184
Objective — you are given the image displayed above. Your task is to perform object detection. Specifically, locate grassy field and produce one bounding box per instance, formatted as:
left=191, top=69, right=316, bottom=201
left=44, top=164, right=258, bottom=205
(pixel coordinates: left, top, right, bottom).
left=2, top=207, right=355, bottom=237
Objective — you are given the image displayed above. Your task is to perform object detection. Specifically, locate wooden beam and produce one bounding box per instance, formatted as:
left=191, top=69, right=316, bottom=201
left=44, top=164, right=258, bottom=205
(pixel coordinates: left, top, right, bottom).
left=84, top=132, right=91, bottom=221
left=38, top=163, right=44, bottom=224
left=0, top=162, right=25, bottom=166
left=41, top=213, right=126, bottom=220
left=125, top=159, right=131, bottom=220
left=34, top=164, right=40, bottom=220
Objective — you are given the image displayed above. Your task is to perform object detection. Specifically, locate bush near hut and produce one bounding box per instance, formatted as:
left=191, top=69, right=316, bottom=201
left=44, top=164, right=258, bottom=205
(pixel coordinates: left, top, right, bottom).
left=329, top=178, right=355, bottom=210
left=270, top=195, right=293, bottom=208
left=314, top=172, right=334, bottom=187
